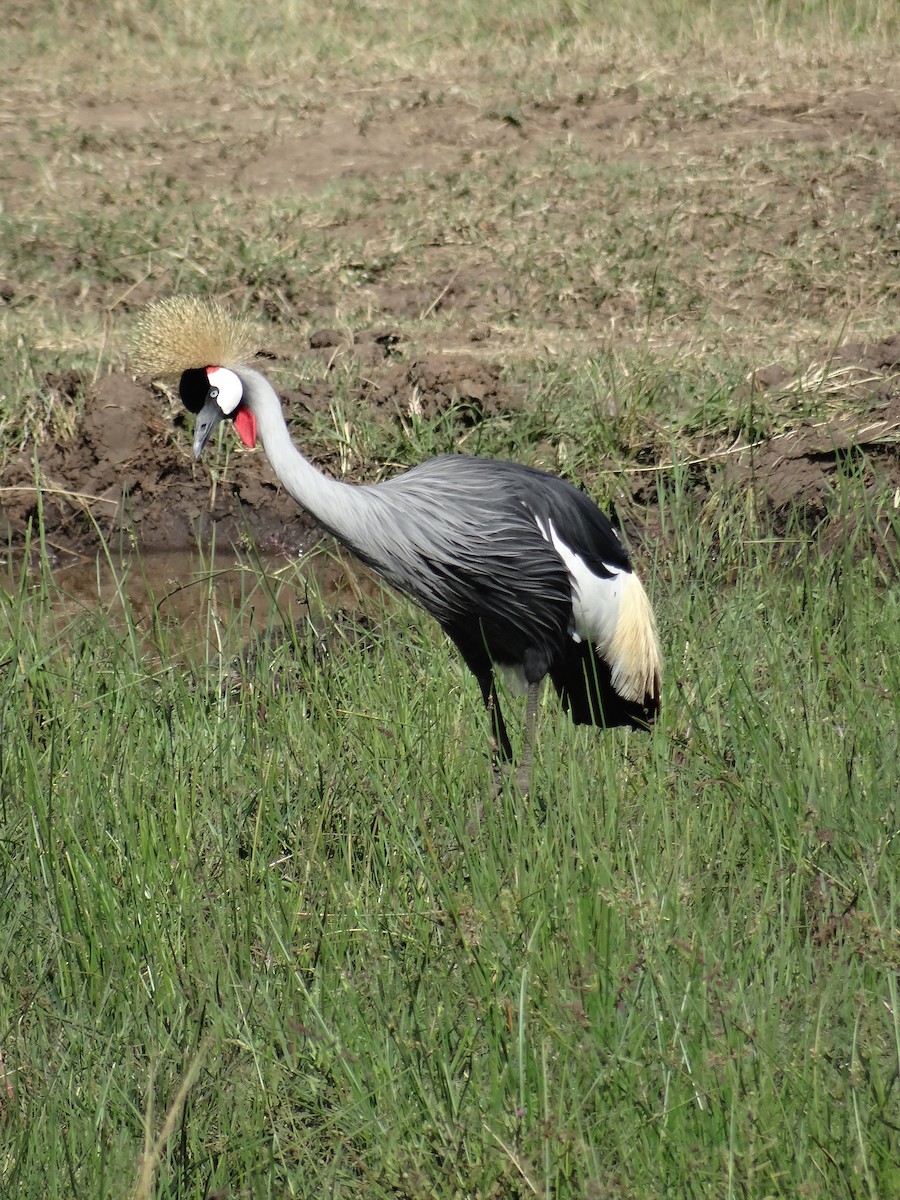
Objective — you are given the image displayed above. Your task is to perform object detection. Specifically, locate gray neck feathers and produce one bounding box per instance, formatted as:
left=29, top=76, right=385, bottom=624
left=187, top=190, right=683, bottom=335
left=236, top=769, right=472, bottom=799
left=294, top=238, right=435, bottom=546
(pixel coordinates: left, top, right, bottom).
left=239, top=366, right=369, bottom=542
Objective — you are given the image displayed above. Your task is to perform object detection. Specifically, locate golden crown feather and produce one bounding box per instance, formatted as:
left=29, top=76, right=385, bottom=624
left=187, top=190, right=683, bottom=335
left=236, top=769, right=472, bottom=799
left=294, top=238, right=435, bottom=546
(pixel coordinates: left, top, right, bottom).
left=130, top=296, right=259, bottom=379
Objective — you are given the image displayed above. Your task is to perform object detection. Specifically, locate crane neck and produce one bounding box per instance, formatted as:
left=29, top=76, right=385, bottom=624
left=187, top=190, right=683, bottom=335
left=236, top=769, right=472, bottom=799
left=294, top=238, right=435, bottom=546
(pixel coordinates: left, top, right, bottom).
left=237, top=365, right=362, bottom=537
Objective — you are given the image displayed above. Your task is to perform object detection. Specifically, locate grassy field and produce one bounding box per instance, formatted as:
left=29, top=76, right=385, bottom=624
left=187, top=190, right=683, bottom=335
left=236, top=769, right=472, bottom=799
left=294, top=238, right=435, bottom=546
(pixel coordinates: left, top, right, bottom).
left=1, top=2, right=899, bottom=1198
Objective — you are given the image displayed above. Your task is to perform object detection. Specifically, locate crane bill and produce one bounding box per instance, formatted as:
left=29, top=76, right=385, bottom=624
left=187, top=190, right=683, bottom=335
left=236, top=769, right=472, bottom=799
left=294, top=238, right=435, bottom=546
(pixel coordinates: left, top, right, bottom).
left=234, top=406, right=257, bottom=448
left=193, top=395, right=225, bottom=457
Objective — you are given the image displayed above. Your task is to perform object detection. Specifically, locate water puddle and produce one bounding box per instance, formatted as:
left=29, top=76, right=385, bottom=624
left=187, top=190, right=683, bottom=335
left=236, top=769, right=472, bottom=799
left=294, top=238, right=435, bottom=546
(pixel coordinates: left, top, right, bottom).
left=1, top=543, right=386, bottom=657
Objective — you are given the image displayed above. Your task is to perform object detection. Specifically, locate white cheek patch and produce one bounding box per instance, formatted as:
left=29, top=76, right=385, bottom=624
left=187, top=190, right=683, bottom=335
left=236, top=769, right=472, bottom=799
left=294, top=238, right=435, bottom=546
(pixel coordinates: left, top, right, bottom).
left=206, top=366, right=243, bottom=415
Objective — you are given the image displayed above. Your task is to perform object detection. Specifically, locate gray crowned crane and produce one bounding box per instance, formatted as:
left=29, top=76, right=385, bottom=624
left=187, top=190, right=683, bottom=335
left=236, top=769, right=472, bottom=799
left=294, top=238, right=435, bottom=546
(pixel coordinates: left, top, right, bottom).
left=132, top=297, right=661, bottom=784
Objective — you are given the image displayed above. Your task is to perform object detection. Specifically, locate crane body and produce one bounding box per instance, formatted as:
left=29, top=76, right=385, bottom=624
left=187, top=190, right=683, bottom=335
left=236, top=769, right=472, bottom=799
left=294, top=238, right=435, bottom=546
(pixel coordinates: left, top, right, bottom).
left=132, top=298, right=661, bottom=773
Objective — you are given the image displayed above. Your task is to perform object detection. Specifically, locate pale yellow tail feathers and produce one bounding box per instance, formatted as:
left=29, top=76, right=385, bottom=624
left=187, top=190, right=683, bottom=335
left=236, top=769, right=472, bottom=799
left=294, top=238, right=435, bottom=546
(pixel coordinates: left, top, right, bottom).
left=609, top=572, right=662, bottom=705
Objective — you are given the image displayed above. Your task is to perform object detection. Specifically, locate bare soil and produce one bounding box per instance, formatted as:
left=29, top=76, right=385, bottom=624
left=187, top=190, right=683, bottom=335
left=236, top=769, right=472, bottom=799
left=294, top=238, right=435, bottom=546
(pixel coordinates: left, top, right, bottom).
left=3, top=334, right=896, bottom=564
left=1, top=80, right=898, bottom=562
left=0, top=330, right=530, bottom=558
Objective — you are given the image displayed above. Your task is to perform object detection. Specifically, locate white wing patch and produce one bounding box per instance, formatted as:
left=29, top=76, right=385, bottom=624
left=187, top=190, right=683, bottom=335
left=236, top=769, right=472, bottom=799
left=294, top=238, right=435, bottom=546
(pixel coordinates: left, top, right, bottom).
left=537, top=518, right=661, bottom=704
left=537, top=518, right=622, bottom=649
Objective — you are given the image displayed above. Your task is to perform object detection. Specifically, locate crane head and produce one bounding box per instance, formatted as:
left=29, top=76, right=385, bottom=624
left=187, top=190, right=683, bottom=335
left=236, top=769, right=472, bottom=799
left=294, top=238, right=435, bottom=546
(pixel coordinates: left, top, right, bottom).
left=179, top=365, right=257, bottom=457
left=130, top=296, right=260, bottom=457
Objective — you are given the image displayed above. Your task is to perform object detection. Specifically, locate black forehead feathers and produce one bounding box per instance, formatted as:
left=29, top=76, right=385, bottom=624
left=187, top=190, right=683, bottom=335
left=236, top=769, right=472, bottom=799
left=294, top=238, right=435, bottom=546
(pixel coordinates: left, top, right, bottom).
left=179, top=367, right=210, bottom=414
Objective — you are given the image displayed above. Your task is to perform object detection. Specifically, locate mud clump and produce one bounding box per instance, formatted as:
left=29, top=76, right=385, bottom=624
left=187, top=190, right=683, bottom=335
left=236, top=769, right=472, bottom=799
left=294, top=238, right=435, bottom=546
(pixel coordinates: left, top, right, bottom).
left=0, top=346, right=526, bottom=558
left=362, top=353, right=523, bottom=424
left=721, top=335, right=900, bottom=561
left=0, top=373, right=315, bottom=557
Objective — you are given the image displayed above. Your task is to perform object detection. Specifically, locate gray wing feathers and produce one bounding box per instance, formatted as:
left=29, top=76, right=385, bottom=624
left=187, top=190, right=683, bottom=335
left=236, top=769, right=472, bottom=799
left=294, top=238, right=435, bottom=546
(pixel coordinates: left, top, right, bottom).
left=340, top=458, right=575, bottom=654
left=324, top=453, right=638, bottom=683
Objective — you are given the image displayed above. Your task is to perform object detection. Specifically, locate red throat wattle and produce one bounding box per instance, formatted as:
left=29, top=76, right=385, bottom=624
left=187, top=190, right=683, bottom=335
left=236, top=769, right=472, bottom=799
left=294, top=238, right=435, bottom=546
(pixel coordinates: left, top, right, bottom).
left=234, top=405, right=257, bottom=448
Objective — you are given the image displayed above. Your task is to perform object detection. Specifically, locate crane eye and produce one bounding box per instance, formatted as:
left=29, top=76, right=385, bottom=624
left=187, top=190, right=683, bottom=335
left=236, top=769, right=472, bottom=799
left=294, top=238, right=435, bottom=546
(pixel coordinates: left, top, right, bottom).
left=208, top=387, right=219, bottom=400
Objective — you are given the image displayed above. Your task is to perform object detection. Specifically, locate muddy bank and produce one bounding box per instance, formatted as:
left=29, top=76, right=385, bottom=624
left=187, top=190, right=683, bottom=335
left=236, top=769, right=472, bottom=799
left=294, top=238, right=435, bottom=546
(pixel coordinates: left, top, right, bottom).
left=1, top=334, right=897, bottom=566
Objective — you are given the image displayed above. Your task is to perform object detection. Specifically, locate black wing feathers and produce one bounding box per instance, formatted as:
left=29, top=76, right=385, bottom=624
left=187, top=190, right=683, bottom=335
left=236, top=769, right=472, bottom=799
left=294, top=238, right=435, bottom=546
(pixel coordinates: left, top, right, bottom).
left=505, top=462, right=631, bottom=578
left=550, top=639, right=656, bottom=731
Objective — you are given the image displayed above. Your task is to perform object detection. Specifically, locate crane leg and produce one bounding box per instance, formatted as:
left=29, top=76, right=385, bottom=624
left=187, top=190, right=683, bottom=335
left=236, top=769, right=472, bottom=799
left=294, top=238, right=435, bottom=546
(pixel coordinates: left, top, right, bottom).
left=477, top=674, right=539, bottom=797
left=514, top=680, right=541, bottom=794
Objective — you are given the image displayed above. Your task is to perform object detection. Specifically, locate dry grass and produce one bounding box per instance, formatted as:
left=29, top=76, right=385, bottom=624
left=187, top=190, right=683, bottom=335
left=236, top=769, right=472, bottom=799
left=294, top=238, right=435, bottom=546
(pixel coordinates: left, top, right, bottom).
left=2, top=4, right=899, bottom=391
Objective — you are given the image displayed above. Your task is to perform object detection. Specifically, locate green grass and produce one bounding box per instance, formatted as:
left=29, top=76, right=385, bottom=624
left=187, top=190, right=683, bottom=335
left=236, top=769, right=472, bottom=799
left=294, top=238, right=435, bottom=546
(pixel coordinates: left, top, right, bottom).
left=1, top=466, right=897, bottom=1199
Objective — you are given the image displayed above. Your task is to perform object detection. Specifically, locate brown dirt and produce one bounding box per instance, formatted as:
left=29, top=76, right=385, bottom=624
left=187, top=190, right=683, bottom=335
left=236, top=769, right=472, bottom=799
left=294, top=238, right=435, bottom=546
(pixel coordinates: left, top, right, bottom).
left=6, top=78, right=899, bottom=211
left=0, top=336, right=528, bottom=558
left=1, top=78, right=898, bottom=561
left=722, top=393, right=900, bottom=555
